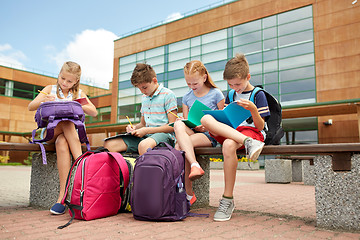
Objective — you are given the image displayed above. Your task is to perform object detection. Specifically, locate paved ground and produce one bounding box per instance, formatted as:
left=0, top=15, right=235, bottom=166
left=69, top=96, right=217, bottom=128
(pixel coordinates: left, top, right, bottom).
left=0, top=165, right=359, bottom=239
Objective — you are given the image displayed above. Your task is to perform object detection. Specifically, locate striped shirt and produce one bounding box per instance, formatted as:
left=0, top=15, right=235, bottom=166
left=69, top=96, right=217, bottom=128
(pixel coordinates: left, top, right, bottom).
left=141, top=84, right=177, bottom=127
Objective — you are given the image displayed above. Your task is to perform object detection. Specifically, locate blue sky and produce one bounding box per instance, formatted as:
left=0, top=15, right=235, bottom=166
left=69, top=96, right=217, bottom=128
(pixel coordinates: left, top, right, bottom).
left=0, top=0, right=228, bottom=88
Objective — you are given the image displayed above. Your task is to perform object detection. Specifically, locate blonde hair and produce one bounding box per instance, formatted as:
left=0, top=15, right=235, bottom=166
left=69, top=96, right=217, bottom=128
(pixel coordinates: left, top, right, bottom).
left=184, top=60, right=217, bottom=88
left=130, top=63, right=156, bottom=86
left=223, top=53, right=249, bottom=80
left=57, top=61, right=81, bottom=100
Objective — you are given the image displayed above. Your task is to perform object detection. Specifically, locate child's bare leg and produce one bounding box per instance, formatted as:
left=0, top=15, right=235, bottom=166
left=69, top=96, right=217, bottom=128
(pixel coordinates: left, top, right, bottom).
left=138, top=137, right=157, bottom=155
left=55, top=134, right=71, bottom=203
left=222, top=139, right=242, bottom=197
left=59, top=121, right=82, bottom=159
left=175, top=142, right=193, bottom=196
left=174, top=121, right=197, bottom=165
left=201, top=115, right=247, bottom=144
left=104, top=138, right=128, bottom=152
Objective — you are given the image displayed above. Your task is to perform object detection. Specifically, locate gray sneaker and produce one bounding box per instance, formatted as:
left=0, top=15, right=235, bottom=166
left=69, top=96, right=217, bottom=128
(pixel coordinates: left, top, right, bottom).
left=213, top=197, right=235, bottom=221
left=244, top=138, right=265, bottom=161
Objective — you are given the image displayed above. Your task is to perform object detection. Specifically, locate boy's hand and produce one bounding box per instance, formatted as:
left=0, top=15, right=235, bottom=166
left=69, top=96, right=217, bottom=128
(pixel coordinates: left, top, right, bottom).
left=131, top=128, right=148, bottom=138
left=126, top=124, right=135, bottom=133
left=237, top=99, right=257, bottom=111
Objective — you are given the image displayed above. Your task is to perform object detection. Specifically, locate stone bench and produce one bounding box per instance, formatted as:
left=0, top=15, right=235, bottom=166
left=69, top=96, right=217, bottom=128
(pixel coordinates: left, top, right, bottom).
left=265, top=155, right=315, bottom=184
left=1, top=142, right=359, bottom=231
left=194, top=143, right=360, bottom=231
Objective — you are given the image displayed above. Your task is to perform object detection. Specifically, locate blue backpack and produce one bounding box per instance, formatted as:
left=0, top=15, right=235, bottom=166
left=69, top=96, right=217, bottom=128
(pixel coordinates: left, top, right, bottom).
left=228, top=85, right=284, bottom=145
left=130, top=142, right=190, bottom=221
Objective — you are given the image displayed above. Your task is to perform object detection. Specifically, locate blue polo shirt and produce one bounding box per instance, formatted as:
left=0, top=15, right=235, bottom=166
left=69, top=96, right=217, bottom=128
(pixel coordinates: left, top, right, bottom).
left=140, top=84, right=177, bottom=127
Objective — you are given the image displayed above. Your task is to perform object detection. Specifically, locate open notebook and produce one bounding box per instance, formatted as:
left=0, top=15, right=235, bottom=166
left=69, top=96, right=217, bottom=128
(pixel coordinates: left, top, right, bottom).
left=202, top=101, right=251, bottom=129
left=169, top=100, right=211, bottom=128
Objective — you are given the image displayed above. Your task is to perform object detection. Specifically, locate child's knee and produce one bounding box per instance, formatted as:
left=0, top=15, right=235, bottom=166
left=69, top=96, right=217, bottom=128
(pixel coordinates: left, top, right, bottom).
left=55, top=134, right=67, bottom=147
left=174, top=120, right=185, bottom=132
left=200, top=114, right=213, bottom=126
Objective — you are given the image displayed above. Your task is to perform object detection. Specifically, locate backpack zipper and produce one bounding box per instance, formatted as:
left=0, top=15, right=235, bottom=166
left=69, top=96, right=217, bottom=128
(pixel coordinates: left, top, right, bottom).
left=80, top=157, right=88, bottom=218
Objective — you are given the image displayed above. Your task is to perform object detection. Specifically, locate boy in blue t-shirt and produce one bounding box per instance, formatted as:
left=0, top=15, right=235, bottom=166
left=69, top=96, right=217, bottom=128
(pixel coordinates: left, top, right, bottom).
left=201, top=53, right=270, bottom=221
left=104, top=63, right=178, bottom=155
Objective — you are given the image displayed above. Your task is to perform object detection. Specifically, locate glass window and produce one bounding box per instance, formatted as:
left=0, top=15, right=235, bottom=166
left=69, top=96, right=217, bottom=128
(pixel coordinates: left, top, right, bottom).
left=279, top=42, right=314, bottom=59
left=263, top=27, right=277, bottom=39
left=233, top=20, right=261, bottom=35
left=279, top=30, right=313, bottom=47
left=278, top=18, right=313, bottom=36
left=281, top=91, right=315, bottom=105
left=0, top=79, right=5, bottom=95
left=264, top=72, right=278, bottom=84
left=280, top=66, right=315, bottom=82
left=233, top=31, right=261, bottom=46
left=202, top=29, right=227, bottom=44
left=13, top=82, right=35, bottom=100
left=202, top=39, right=227, bottom=54
left=280, top=78, right=315, bottom=94
left=263, top=16, right=276, bottom=28
left=169, top=39, right=190, bottom=53
left=278, top=5, right=313, bottom=24
left=120, top=54, right=136, bottom=65
left=279, top=54, right=314, bottom=70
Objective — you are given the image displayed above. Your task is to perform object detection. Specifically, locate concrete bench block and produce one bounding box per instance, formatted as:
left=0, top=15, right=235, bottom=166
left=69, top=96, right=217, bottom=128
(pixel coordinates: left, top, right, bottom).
left=314, top=154, right=360, bottom=231
left=265, top=159, right=292, bottom=183
left=302, top=160, right=315, bottom=186
left=210, top=161, right=259, bottom=170
left=193, top=155, right=210, bottom=208
left=291, top=159, right=302, bottom=182
left=30, top=152, right=59, bottom=209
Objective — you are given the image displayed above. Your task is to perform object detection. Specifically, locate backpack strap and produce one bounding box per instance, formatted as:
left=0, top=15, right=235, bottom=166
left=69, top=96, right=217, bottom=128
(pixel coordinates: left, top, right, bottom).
left=107, top=152, right=130, bottom=196
left=228, top=89, right=235, bottom=103
left=249, top=86, right=262, bottom=103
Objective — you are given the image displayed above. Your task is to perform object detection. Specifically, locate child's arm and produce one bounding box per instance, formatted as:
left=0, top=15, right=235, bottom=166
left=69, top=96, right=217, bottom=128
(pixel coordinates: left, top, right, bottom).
left=238, top=99, right=265, bottom=131
left=131, top=111, right=178, bottom=138
left=79, top=91, right=97, bottom=117
left=28, top=85, right=55, bottom=111
left=217, top=98, right=225, bottom=110
left=182, top=104, right=189, bottom=119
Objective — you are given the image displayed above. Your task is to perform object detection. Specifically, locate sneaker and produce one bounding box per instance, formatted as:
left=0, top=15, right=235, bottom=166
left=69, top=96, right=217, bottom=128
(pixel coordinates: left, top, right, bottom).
left=213, top=197, right=235, bottom=221
left=187, top=193, right=197, bottom=206
left=189, top=165, right=205, bottom=181
left=50, top=203, right=66, bottom=215
left=244, top=138, right=265, bottom=161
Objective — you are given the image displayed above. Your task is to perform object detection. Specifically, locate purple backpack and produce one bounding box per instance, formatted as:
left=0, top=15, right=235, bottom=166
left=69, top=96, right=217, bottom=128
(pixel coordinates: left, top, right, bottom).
left=31, top=101, right=90, bottom=164
left=130, top=142, right=190, bottom=221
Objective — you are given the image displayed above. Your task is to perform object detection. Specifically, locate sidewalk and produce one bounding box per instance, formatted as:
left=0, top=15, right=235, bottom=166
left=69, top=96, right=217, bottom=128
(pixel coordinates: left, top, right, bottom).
left=0, top=165, right=359, bottom=239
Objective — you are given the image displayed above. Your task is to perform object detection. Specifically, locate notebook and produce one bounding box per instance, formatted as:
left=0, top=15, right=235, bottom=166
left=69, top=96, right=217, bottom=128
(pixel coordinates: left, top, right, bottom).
left=202, top=101, right=251, bottom=129
left=169, top=100, right=211, bottom=128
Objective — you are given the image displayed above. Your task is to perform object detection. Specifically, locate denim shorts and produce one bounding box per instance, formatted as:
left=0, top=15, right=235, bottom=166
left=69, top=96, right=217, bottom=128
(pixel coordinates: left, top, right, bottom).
left=202, top=131, right=218, bottom=147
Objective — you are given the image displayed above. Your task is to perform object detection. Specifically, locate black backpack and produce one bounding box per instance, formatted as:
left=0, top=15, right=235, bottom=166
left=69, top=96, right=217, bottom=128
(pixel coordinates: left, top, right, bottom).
left=228, top=85, right=284, bottom=145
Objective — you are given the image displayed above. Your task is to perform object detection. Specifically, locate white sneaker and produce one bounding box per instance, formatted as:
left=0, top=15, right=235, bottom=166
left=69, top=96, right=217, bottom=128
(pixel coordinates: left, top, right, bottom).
left=244, top=138, right=265, bottom=161
left=213, top=197, right=235, bottom=221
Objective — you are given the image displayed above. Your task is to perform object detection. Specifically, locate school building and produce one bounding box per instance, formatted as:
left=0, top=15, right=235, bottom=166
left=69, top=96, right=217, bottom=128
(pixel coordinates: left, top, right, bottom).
left=1, top=0, right=359, bottom=163
left=110, top=0, right=360, bottom=145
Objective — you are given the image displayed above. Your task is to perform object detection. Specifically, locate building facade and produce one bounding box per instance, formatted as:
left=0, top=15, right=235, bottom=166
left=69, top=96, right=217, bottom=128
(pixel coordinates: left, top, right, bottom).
left=112, top=0, right=360, bottom=144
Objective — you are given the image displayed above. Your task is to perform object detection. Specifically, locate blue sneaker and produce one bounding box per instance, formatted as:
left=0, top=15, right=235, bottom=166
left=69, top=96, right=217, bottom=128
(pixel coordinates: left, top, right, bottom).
left=50, top=203, right=66, bottom=215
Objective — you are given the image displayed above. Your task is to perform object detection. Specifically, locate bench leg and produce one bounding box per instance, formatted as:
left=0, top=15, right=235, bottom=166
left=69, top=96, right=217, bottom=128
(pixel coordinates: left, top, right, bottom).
left=192, top=155, right=210, bottom=208
left=30, top=152, right=60, bottom=209
left=314, top=154, right=360, bottom=231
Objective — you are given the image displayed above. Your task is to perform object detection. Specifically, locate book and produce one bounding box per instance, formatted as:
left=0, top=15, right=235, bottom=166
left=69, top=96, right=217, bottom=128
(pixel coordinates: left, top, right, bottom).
left=169, top=100, right=211, bottom=128
left=202, top=101, right=252, bottom=129
left=74, top=97, right=89, bottom=105
left=104, top=132, right=132, bottom=141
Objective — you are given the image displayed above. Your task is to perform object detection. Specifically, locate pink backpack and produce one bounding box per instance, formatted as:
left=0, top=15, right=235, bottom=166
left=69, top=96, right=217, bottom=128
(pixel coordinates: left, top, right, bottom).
left=58, top=149, right=130, bottom=229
